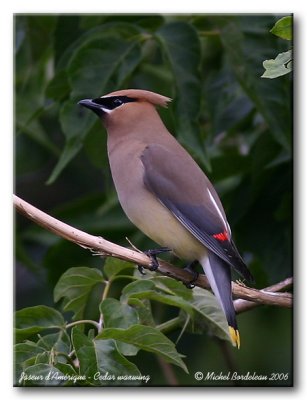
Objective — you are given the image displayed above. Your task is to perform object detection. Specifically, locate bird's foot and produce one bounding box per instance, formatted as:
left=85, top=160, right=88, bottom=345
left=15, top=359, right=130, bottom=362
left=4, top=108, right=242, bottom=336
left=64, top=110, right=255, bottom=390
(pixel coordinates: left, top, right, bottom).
left=137, top=247, right=171, bottom=273
left=138, top=265, right=147, bottom=275
left=183, top=260, right=199, bottom=289
left=236, top=279, right=247, bottom=287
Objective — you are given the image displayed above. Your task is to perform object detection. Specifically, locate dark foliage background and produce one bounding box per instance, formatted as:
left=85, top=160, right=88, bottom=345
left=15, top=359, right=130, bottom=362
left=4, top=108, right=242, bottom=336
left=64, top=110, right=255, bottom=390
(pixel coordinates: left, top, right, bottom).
left=15, top=14, right=292, bottom=386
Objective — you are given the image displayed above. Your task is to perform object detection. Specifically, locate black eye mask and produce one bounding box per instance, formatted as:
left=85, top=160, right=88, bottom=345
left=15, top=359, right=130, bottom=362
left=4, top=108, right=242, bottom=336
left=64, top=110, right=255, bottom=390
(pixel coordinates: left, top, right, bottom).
left=92, top=96, right=137, bottom=110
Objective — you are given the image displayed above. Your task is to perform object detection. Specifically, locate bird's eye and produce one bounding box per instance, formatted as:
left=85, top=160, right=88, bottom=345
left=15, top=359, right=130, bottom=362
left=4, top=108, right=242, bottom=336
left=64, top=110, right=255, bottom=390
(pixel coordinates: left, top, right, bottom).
left=90, top=96, right=136, bottom=111
left=113, top=98, right=123, bottom=107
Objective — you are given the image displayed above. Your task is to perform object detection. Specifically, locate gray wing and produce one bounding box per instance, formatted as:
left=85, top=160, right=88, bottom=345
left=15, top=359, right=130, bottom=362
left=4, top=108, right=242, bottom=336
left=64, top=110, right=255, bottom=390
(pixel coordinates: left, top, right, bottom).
left=141, top=144, right=254, bottom=282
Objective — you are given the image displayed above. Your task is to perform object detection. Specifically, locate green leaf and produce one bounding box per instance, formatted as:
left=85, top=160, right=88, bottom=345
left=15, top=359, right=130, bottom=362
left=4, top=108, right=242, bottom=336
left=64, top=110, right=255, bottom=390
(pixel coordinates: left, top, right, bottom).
left=122, top=278, right=229, bottom=342
left=100, top=299, right=139, bottom=328
left=216, top=17, right=292, bottom=151
left=100, top=298, right=139, bottom=355
left=270, top=16, right=292, bottom=40
left=122, top=279, right=192, bottom=329
left=14, top=341, right=46, bottom=384
left=125, top=289, right=194, bottom=317
left=96, top=325, right=188, bottom=373
left=116, top=42, right=142, bottom=86
left=121, top=279, right=156, bottom=299
left=47, top=100, right=96, bottom=184
left=93, top=340, right=141, bottom=386
left=47, top=143, right=78, bottom=184
left=55, top=22, right=141, bottom=71
left=54, top=267, right=104, bottom=320
left=127, top=298, right=155, bottom=327
left=72, top=328, right=141, bottom=386
left=152, top=276, right=193, bottom=301
left=18, top=361, right=79, bottom=386
left=15, top=306, right=65, bottom=342
left=25, top=16, right=57, bottom=61
left=37, top=331, right=70, bottom=352
left=20, top=364, right=73, bottom=386
left=204, top=66, right=254, bottom=136
left=45, top=69, right=70, bottom=101
left=186, top=287, right=231, bottom=342
left=123, top=278, right=192, bottom=308
left=83, top=119, right=108, bottom=168
left=36, top=331, right=71, bottom=363
left=34, top=352, right=50, bottom=364
left=103, top=258, right=134, bottom=280
left=71, top=328, right=97, bottom=384
left=156, top=22, right=208, bottom=166
left=53, top=362, right=78, bottom=378
left=262, top=50, right=292, bottom=79
left=68, top=37, right=141, bottom=98
left=15, top=97, right=59, bottom=156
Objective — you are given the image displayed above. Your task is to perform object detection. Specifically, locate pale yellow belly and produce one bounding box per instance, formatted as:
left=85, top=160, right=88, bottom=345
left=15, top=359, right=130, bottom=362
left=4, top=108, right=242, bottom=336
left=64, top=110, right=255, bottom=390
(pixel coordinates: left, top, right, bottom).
left=121, top=189, right=207, bottom=262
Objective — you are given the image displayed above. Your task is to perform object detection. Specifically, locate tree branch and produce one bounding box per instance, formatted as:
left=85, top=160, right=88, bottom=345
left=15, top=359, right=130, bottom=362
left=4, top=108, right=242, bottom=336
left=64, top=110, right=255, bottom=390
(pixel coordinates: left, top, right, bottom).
left=234, top=277, right=293, bottom=314
left=14, top=194, right=292, bottom=309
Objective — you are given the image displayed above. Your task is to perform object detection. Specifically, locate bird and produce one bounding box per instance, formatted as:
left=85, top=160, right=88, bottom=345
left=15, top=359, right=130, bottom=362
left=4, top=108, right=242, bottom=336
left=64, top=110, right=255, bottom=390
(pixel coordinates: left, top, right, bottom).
left=78, top=89, right=254, bottom=348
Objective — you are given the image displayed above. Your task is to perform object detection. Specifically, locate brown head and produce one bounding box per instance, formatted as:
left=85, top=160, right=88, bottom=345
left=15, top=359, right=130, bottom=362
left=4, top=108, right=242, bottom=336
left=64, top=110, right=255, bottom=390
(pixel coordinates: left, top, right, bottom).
left=78, top=89, right=171, bottom=134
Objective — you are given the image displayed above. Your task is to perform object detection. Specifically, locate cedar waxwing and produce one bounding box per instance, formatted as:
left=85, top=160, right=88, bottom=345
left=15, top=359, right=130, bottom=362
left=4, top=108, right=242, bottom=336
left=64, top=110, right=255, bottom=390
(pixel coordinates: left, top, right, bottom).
left=78, top=89, right=254, bottom=348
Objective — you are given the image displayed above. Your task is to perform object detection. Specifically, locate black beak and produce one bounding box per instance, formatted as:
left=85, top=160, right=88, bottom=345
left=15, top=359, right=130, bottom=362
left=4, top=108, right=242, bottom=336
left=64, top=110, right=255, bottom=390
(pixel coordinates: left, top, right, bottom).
left=78, top=99, right=104, bottom=117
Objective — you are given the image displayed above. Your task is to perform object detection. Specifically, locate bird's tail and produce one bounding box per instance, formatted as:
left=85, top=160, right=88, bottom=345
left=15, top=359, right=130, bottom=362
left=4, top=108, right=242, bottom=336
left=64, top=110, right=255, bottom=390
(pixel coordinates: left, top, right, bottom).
left=200, top=251, right=240, bottom=349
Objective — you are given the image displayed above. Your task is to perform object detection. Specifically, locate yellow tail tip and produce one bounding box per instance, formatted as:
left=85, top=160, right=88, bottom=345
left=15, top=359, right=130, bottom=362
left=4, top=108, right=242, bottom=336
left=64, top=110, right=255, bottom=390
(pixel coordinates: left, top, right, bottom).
left=229, top=326, right=241, bottom=349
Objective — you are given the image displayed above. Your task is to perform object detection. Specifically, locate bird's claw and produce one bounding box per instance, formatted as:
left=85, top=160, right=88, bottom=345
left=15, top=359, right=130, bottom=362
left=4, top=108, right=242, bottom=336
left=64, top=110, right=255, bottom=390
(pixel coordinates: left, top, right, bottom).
left=146, top=254, right=159, bottom=271
left=236, top=279, right=247, bottom=287
left=138, top=265, right=147, bottom=275
left=183, top=260, right=199, bottom=289
left=137, top=247, right=171, bottom=274
left=184, top=272, right=199, bottom=289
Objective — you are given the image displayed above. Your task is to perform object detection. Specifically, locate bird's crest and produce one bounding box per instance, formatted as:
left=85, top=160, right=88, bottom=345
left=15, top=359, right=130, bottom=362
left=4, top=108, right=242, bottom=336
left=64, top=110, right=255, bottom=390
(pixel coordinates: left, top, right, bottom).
left=103, top=89, right=172, bottom=108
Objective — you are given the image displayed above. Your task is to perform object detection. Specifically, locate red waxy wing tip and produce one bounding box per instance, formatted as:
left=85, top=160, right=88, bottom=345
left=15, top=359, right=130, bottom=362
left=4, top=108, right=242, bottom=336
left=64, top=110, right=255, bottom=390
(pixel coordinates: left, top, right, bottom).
left=212, top=230, right=229, bottom=242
